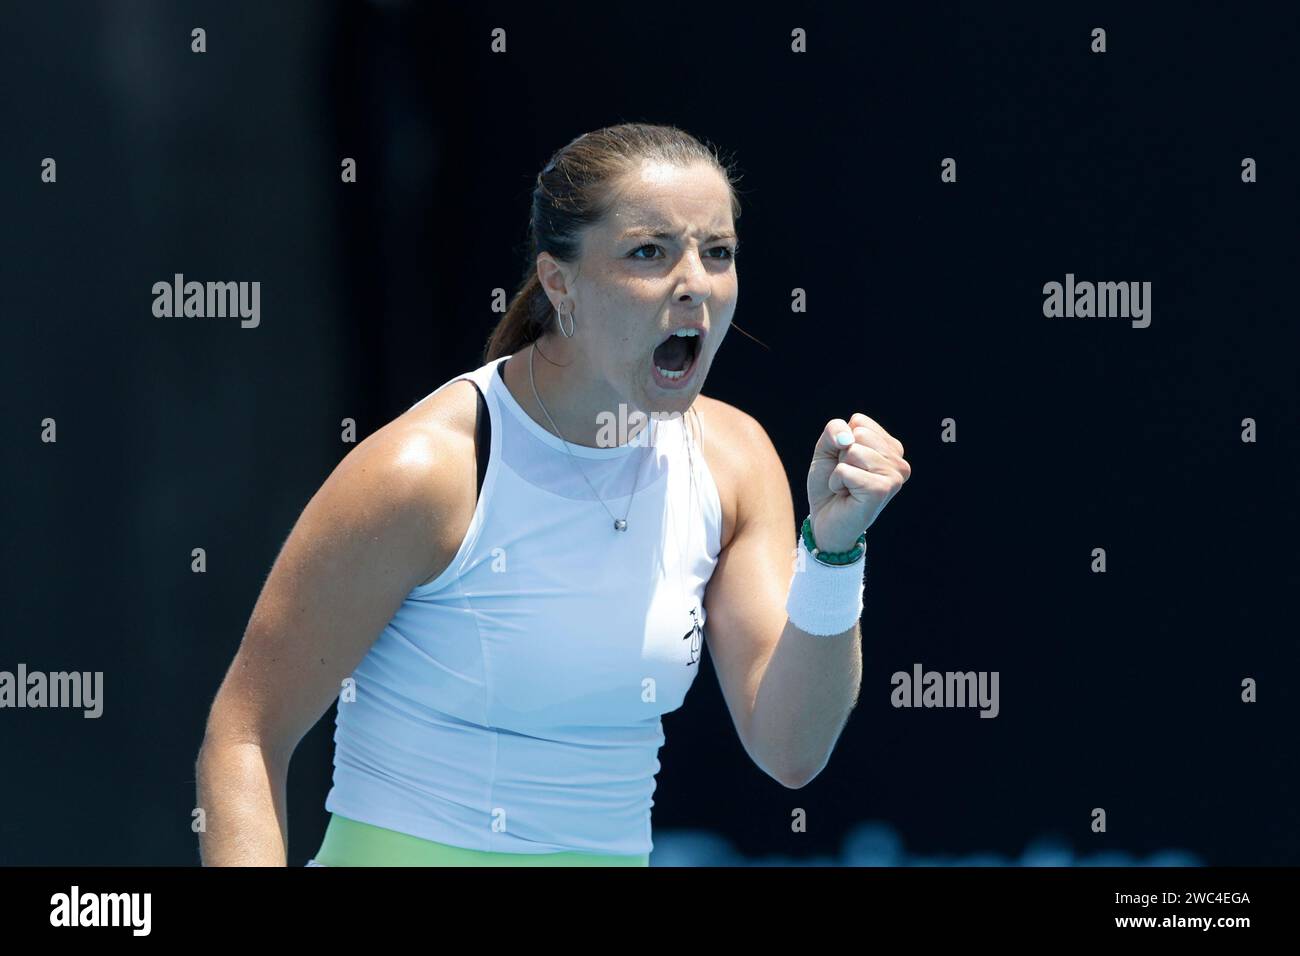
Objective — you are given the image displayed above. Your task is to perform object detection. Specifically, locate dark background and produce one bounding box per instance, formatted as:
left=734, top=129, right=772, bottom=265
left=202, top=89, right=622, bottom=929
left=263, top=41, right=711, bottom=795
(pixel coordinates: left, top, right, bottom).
left=2, top=2, right=1296, bottom=865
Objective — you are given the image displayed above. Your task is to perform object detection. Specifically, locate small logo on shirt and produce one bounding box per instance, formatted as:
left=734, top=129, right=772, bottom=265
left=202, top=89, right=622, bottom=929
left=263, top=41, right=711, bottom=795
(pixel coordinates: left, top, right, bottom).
left=682, top=606, right=703, bottom=665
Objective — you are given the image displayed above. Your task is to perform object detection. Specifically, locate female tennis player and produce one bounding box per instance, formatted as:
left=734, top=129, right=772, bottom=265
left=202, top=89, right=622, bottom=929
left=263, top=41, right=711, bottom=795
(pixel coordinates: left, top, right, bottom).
left=195, top=122, right=910, bottom=866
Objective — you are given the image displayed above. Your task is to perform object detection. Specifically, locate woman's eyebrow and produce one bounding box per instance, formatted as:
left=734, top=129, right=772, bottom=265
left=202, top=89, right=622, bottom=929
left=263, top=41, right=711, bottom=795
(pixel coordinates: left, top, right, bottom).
left=621, top=226, right=738, bottom=242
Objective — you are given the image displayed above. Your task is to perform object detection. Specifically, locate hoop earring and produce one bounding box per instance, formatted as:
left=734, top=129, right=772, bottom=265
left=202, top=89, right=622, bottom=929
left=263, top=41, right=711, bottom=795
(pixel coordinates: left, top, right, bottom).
left=556, top=306, right=575, bottom=338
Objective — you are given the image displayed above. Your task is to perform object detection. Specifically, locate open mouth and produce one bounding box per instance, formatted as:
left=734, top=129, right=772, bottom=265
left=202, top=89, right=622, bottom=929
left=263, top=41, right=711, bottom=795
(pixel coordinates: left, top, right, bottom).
left=651, top=329, right=702, bottom=387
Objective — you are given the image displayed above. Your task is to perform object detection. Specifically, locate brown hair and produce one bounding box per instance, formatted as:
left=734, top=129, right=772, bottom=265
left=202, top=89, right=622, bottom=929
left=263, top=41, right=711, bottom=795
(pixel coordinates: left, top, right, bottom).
left=484, top=122, right=755, bottom=363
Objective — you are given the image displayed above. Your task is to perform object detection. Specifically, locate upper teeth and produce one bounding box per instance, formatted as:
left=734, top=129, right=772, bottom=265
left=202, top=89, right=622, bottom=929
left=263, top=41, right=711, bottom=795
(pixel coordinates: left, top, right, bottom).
left=672, top=329, right=700, bottom=338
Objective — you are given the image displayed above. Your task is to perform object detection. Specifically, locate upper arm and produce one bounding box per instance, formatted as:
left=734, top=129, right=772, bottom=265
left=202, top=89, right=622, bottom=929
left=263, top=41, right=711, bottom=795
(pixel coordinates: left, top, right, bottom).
left=203, top=407, right=473, bottom=765
left=701, top=404, right=797, bottom=765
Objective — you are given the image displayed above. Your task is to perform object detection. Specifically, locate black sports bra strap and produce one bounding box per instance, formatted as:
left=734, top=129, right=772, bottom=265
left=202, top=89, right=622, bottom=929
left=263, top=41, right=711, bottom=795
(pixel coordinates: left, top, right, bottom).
left=473, top=382, right=490, bottom=498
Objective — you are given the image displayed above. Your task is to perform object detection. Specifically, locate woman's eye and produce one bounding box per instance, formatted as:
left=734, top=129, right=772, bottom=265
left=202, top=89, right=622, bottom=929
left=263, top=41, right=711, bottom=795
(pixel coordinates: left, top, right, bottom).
left=630, top=244, right=738, bottom=261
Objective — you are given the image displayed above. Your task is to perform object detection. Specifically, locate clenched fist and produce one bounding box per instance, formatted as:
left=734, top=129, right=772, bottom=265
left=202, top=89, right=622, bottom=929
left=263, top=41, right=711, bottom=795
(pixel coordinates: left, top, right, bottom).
left=806, top=413, right=911, bottom=554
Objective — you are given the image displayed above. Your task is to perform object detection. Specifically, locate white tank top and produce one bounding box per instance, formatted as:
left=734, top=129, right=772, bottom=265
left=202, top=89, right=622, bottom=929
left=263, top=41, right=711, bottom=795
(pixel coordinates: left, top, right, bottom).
left=323, top=353, right=724, bottom=855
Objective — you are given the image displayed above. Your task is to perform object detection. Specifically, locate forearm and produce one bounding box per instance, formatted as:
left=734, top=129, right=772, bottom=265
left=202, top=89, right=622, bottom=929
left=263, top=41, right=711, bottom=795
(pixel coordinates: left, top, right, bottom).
left=748, top=616, right=862, bottom=787
left=195, top=737, right=291, bottom=866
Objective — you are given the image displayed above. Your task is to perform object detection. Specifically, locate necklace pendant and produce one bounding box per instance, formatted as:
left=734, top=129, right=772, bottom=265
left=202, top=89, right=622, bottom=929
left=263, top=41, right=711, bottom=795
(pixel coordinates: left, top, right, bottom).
left=614, top=519, right=628, bottom=532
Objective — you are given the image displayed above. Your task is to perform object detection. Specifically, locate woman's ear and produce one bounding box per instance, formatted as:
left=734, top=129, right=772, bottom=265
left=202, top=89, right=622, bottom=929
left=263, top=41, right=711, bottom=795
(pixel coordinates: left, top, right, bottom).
left=536, top=252, right=573, bottom=309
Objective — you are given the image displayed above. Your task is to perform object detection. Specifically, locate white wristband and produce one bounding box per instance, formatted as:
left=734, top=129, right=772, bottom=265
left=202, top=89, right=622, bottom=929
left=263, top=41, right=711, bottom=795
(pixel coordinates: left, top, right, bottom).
left=785, top=534, right=866, bottom=637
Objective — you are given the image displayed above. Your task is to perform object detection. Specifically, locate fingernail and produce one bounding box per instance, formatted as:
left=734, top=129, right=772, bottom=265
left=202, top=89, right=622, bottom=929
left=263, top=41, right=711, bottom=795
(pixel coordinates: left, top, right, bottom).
left=835, top=432, right=853, bottom=446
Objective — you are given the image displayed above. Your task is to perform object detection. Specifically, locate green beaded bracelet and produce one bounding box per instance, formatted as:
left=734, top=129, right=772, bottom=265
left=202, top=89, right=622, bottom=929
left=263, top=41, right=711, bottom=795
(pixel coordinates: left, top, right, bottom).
left=800, top=515, right=866, bottom=566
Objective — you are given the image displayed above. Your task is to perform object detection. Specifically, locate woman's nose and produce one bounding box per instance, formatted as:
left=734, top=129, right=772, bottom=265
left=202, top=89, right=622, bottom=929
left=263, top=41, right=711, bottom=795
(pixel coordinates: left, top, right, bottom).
left=676, top=249, right=712, bottom=291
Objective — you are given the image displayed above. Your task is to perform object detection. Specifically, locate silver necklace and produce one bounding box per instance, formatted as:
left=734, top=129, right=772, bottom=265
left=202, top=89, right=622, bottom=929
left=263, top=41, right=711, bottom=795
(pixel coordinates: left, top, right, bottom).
left=528, top=343, right=648, bottom=532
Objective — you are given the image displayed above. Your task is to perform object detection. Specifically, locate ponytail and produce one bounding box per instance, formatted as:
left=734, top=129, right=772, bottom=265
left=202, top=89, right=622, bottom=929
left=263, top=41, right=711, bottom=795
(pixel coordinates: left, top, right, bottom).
left=484, top=271, right=552, bottom=362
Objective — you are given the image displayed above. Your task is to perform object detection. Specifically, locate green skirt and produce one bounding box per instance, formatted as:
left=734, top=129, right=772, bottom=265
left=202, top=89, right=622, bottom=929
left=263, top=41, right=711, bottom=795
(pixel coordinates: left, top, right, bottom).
left=309, top=813, right=650, bottom=867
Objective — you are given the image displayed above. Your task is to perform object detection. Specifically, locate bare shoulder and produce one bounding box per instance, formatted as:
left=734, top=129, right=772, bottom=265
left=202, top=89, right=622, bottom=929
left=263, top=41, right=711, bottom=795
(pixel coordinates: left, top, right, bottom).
left=692, top=393, right=758, bottom=471
left=691, top=394, right=789, bottom=552
left=330, top=379, right=481, bottom=586
left=399, top=377, right=481, bottom=443
left=206, top=379, right=483, bottom=764
left=353, top=379, right=478, bottom=493
left=692, top=392, right=765, bottom=435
